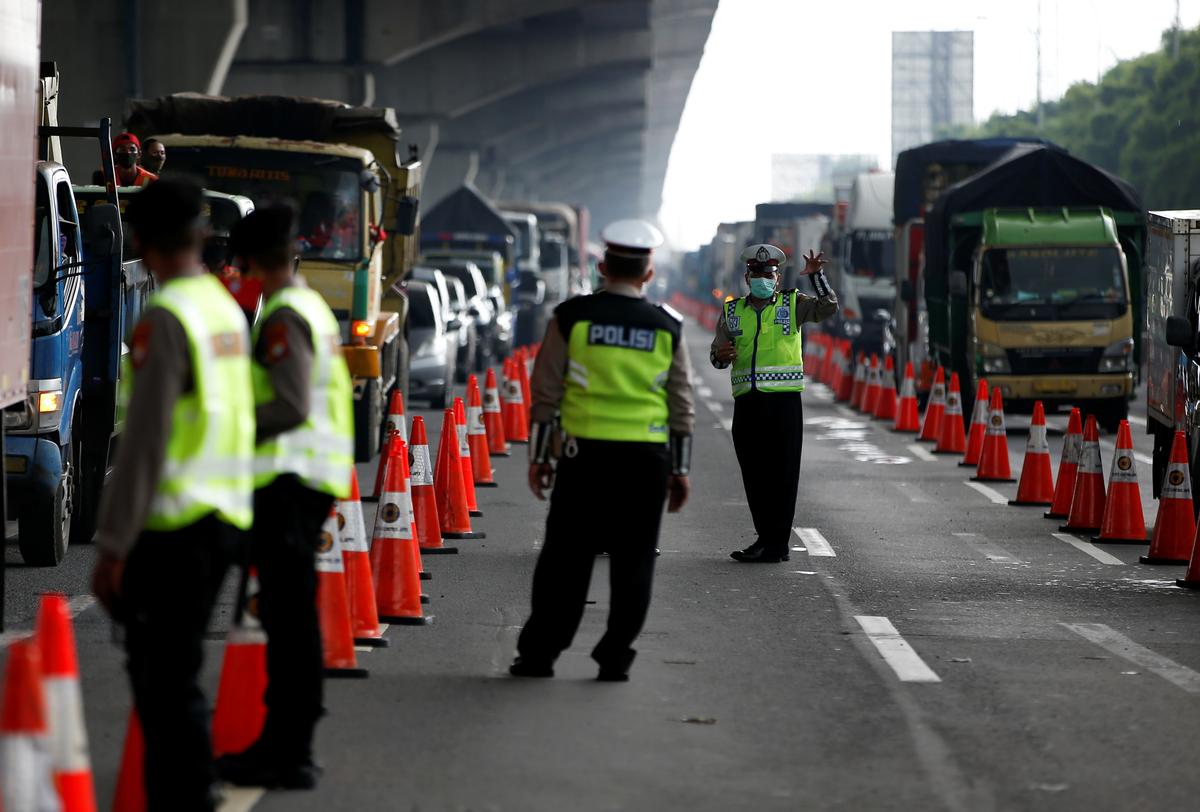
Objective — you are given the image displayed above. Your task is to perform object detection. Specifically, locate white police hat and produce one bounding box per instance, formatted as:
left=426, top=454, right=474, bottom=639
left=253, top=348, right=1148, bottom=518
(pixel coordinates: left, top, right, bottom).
left=601, top=219, right=665, bottom=258
left=741, top=243, right=787, bottom=269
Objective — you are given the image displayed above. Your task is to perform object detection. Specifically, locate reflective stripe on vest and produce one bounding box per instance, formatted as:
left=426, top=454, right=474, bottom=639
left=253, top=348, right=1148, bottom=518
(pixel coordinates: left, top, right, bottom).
left=133, top=274, right=255, bottom=531
left=728, top=291, right=805, bottom=397
left=560, top=319, right=673, bottom=442
left=252, top=286, right=354, bottom=498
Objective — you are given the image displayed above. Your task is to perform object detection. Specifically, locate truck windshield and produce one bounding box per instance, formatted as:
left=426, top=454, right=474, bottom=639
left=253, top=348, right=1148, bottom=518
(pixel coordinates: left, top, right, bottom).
left=164, top=146, right=363, bottom=261
left=979, top=246, right=1126, bottom=320
left=407, top=288, right=436, bottom=328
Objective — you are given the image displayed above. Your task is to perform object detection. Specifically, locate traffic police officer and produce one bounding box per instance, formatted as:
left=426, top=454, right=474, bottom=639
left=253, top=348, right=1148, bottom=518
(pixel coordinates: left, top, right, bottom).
left=511, top=220, right=695, bottom=682
left=91, top=178, right=254, bottom=811
left=216, top=206, right=354, bottom=790
left=710, top=244, right=838, bottom=563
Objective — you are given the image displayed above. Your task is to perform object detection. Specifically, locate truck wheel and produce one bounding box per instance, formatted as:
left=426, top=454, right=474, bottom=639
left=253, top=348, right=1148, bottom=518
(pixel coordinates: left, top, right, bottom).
left=70, top=431, right=102, bottom=546
left=354, top=376, right=383, bottom=463
left=1093, top=399, right=1129, bottom=435
left=18, top=442, right=73, bottom=566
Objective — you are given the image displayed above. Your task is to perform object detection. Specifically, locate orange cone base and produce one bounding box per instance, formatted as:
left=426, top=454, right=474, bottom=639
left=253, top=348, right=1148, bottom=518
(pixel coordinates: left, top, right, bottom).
left=971, top=474, right=1015, bottom=483
left=381, top=614, right=431, bottom=626
left=421, top=545, right=459, bottom=554
left=420, top=595, right=431, bottom=605
left=932, top=448, right=961, bottom=455
left=1142, top=553, right=1191, bottom=565
left=957, top=461, right=977, bottom=468
left=491, top=449, right=512, bottom=457
left=354, top=634, right=390, bottom=648
left=443, top=530, right=484, bottom=539
left=1009, top=498, right=1052, bottom=507
left=420, top=572, right=433, bottom=580
left=360, top=495, right=380, bottom=503
left=1090, top=534, right=1149, bottom=545
left=1176, top=579, right=1200, bottom=589
left=324, top=665, right=369, bottom=679
left=469, top=509, right=483, bottom=517
left=1059, top=523, right=1100, bottom=534
left=476, top=481, right=500, bottom=488
left=509, top=439, right=529, bottom=445
left=1045, top=510, right=1069, bottom=519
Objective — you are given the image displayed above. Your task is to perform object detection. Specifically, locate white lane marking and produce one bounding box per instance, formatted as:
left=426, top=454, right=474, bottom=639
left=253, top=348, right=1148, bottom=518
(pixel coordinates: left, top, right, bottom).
left=1051, top=532, right=1125, bottom=565
left=696, top=385, right=713, bottom=398
left=835, top=405, right=858, bottom=418
left=794, top=527, right=835, bottom=557
left=952, top=532, right=1021, bottom=563
left=1127, top=414, right=1147, bottom=427
left=706, top=400, right=725, bottom=413
left=964, top=481, right=1009, bottom=505
left=906, top=444, right=938, bottom=462
left=1062, top=622, right=1200, bottom=693
left=855, top=616, right=941, bottom=683
left=0, top=595, right=97, bottom=650
left=719, top=417, right=733, bottom=432
left=218, top=787, right=266, bottom=812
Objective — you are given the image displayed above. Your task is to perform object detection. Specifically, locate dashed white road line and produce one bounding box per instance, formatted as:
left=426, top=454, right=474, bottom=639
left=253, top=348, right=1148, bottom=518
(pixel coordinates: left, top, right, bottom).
left=219, top=787, right=266, bottom=812
left=963, top=481, right=1009, bottom=505
left=706, top=400, right=725, bottom=413
left=952, top=532, right=1021, bottom=563
left=0, top=595, right=95, bottom=649
left=1062, top=622, right=1200, bottom=693
left=906, top=444, right=938, bottom=462
left=696, top=385, right=713, bottom=398
left=793, top=527, right=835, bottom=557
left=718, top=417, right=733, bottom=432
left=1127, top=414, right=1147, bottom=427
left=1051, top=532, right=1125, bottom=565
left=835, top=405, right=858, bottom=418
left=855, top=616, right=941, bottom=683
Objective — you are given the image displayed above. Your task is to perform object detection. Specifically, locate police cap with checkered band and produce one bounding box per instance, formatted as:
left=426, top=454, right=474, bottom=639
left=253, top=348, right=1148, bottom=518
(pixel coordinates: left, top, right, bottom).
left=740, top=243, right=787, bottom=271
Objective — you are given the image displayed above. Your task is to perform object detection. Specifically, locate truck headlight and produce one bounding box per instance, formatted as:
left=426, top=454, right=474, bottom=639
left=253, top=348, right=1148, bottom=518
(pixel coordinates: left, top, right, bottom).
left=31, top=380, right=65, bottom=431
left=1099, top=338, right=1134, bottom=372
left=978, top=342, right=1010, bottom=375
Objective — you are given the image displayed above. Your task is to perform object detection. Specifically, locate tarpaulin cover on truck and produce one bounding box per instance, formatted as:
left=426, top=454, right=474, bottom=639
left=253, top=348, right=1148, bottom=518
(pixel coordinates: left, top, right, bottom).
left=126, top=93, right=402, bottom=144
left=420, top=184, right=517, bottom=261
left=924, top=145, right=1142, bottom=290
left=892, top=137, right=1061, bottom=225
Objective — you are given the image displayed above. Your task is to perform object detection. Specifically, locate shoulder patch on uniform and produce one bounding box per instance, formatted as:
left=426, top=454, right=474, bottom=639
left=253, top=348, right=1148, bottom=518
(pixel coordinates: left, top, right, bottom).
left=658, top=302, right=683, bottom=322
left=130, top=320, right=153, bottom=369
left=263, top=321, right=290, bottom=363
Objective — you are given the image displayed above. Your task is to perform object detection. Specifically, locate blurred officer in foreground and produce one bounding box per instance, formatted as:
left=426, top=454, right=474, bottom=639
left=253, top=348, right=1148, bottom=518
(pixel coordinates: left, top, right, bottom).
left=91, top=178, right=254, bottom=811
left=511, top=219, right=694, bottom=682
left=710, top=244, right=838, bottom=563
left=216, top=205, right=354, bottom=790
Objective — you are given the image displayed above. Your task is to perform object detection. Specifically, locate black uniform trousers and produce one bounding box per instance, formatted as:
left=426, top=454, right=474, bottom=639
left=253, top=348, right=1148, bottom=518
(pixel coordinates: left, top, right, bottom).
left=517, top=439, right=670, bottom=672
left=249, top=474, right=335, bottom=763
left=122, top=513, right=237, bottom=812
left=731, top=389, right=805, bottom=555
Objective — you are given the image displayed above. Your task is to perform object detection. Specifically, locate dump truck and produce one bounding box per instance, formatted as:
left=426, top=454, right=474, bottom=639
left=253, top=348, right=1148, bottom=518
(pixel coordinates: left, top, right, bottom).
left=923, top=146, right=1144, bottom=428
left=127, top=94, right=422, bottom=461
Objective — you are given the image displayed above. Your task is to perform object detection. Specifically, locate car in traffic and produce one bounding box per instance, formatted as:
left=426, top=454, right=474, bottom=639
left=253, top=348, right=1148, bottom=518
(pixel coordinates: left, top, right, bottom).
left=444, top=275, right=478, bottom=381
left=404, top=280, right=455, bottom=408
left=438, top=259, right=496, bottom=370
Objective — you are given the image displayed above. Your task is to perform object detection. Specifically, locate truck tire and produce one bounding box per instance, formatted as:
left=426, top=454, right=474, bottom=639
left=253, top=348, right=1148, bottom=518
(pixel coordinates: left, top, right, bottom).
left=1093, top=399, right=1129, bottom=435
left=354, top=376, right=383, bottom=463
left=69, top=437, right=101, bottom=546
left=18, top=441, right=73, bottom=567
left=1150, top=419, right=1173, bottom=500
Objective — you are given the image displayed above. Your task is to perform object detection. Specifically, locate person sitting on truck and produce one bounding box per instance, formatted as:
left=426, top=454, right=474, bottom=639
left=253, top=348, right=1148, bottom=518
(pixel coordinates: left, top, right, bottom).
left=112, top=132, right=158, bottom=187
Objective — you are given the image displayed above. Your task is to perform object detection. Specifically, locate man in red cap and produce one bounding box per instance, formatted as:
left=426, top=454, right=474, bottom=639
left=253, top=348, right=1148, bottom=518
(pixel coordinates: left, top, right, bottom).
left=113, top=132, right=158, bottom=187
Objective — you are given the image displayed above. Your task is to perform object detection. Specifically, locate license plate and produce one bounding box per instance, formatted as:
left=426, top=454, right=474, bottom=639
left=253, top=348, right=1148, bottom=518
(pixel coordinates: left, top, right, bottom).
left=1034, top=379, right=1077, bottom=394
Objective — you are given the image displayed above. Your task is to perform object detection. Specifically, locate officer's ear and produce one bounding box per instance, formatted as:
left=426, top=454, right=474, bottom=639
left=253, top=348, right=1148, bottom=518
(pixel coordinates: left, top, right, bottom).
left=641, top=264, right=655, bottom=286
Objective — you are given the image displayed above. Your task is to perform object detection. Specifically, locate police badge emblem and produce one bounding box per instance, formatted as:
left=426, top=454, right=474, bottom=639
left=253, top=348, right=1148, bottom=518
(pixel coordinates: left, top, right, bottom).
left=774, top=305, right=791, bottom=336
left=727, top=314, right=741, bottom=335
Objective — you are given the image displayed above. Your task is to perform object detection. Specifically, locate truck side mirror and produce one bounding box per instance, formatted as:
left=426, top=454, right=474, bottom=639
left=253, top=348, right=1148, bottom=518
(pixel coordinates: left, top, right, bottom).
left=1166, top=316, right=1196, bottom=351
left=949, top=270, right=968, bottom=297
left=392, top=196, right=419, bottom=236
left=359, top=170, right=381, bottom=193
left=899, top=279, right=913, bottom=302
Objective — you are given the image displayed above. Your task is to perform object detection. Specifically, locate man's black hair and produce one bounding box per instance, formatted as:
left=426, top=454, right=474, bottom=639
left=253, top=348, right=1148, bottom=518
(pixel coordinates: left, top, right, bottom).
left=603, top=250, right=650, bottom=280
left=125, top=177, right=205, bottom=254
left=143, top=137, right=162, bottom=148
left=230, top=204, right=298, bottom=270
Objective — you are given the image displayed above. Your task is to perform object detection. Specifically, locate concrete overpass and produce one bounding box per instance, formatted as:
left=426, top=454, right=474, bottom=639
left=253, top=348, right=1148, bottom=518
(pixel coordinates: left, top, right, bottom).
left=41, top=0, right=717, bottom=234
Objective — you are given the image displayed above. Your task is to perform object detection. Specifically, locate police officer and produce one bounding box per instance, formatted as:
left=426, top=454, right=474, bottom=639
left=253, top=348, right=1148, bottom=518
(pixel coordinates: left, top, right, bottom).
left=91, top=178, right=254, bottom=811
left=216, top=206, right=354, bottom=790
left=711, top=244, right=838, bottom=563
left=511, top=220, right=695, bottom=682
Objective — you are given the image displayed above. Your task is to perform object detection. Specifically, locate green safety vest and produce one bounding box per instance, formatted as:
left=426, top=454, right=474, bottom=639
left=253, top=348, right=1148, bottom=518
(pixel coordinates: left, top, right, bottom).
left=727, top=290, right=805, bottom=397
left=558, top=293, right=679, bottom=443
left=252, top=286, right=354, bottom=498
left=126, top=274, right=255, bottom=532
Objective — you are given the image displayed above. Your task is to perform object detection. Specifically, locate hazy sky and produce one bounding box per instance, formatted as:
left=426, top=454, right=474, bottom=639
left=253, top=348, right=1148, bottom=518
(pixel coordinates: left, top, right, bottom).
left=659, top=0, right=1199, bottom=249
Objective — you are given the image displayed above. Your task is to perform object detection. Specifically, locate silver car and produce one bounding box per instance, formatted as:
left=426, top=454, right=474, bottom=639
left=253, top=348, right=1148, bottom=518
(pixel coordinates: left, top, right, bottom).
left=405, top=280, right=455, bottom=408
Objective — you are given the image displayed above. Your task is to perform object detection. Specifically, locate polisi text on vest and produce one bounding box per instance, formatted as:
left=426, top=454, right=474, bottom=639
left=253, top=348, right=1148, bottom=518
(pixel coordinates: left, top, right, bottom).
left=587, top=323, right=657, bottom=351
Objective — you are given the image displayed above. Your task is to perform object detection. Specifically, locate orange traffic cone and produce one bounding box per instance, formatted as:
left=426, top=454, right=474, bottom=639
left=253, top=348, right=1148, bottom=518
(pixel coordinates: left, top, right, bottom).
left=1045, top=408, right=1083, bottom=519
left=340, top=470, right=388, bottom=646
left=504, top=358, right=529, bottom=443
left=483, top=367, right=510, bottom=457
left=823, top=336, right=838, bottom=385
left=958, top=379, right=990, bottom=468
left=2, top=638, right=60, bottom=812
left=35, top=593, right=97, bottom=812
left=1060, top=415, right=1106, bottom=534
left=1177, top=534, right=1200, bottom=588
left=369, top=425, right=402, bottom=503
left=1144, top=431, right=1195, bottom=564
left=316, top=506, right=368, bottom=678
left=467, top=375, right=498, bottom=487
left=396, top=439, right=431, bottom=595
left=517, top=350, right=533, bottom=429
left=369, top=439, right=429, bottom=626
left=934, top=372, right=966, bottom=454
left=862, top=354, right=881, bottom=416
left=1093, top=420, right=1147, bottom=544
left=893, top=362, right=920, bottom=432
left=212, top=567, right=268, bottom=757
left=436, top=408, right=485, bottom=539
left=972, top=387, right=1015, bottom=482
left=828, top=340, right=844, bottom=395
left=836, top=342, right=855, bottom=401
left=850, top=354, right=867, bottom=411
left=918, top=366, right=945, bottom=442
left=409, top=416, right=456, bottom=554
left=384, top=389, right=408, bottom=445
left=111, top=710, right=145, bottom=812
left=454, top=397, right=482, bottom=516
left=873, top=355, right=898, bottom=421
left=1009, top=401, right=1055, bottom=506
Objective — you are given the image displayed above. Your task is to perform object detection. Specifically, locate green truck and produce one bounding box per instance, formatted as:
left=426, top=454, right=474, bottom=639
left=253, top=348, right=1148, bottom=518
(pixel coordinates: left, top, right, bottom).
left=923, top=146, right=1144, bottom=428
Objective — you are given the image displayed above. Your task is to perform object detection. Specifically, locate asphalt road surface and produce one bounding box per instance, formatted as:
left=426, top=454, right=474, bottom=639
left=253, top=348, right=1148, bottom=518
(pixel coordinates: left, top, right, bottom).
left=4, top=324, right=1199, bottom=811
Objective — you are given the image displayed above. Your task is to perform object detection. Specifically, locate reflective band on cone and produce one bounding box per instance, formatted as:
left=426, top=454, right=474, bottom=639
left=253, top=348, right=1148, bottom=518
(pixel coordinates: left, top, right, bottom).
left=384, top=389, right=408, bottom=444
left=467, top=375, right=498, bottom=487
left=503, top=358, right=529, bottom=443
left=934, top=372, right=966, bottom=454
left=835, top=341, right=855, bottom=402
left=873, top=355, right=898, bottom=421
left=409, top=416, right=457, bottom=554
left=454, top=398, right=482, bottom=516
left=850, top=354, right=867, bottom=411
left=958, top=378, right=989, bottom=467
left=1009, top=400, right=1055, bottom=506
left=1060, top=415, right=1106, bottom=534
left=3, top=639, right=61, bottom=812
left=1045, top=407, right=1082, bottom=518
left=971, top=386, right=1015, bottom=482
left=862, top=354, right=881, bottom=415
left=436, top=409, right=484, bottom=540
left=483, top=366, right=510, bottom=457
left=370, top=439, right=429, bottom=625
left=1093, top=420, right=1148, bottom=544
left=340, top=470, right=388, bottom=646
left=1146, top=432, right=1195, bottom=564
left=316, top=506, right=368, bottom=678
left=918, top=366, right=946, bottom=442
left=893, top=361, right=920, bottom=432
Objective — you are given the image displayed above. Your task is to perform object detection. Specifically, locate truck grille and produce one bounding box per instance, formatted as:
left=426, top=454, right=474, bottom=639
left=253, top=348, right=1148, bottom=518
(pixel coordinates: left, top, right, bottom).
left=1006, top=347, right=1103, bottom=376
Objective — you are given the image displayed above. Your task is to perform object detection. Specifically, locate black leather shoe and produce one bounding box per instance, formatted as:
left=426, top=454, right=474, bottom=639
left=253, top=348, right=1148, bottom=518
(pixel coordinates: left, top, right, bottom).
left=730, top=547, right=790, bottom=563
left=596, top=667, right=630, bottom=682
left=216, top=745, right=322, bottom=790
left=509, top=658, right=554, bottom=678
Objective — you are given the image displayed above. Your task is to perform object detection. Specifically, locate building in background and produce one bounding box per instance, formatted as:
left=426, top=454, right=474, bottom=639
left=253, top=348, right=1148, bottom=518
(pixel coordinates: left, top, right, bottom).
left=771, top=153, right=879, bottom=202
left=891, top=31, right=974, bottom=162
